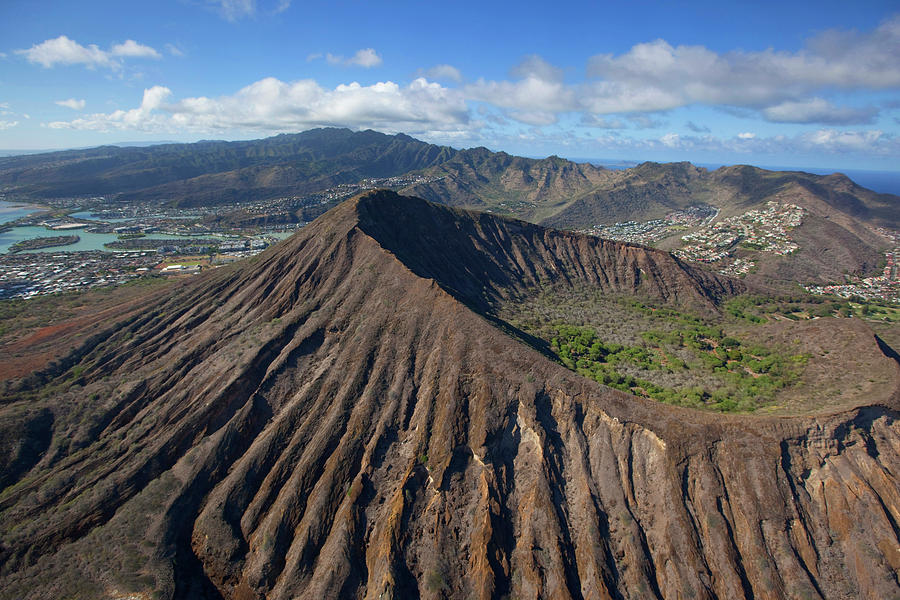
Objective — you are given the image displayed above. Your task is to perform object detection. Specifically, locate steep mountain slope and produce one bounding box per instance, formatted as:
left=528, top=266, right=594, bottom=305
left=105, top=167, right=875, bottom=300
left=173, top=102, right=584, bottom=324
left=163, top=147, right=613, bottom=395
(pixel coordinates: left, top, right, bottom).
left=0, top=128, right=456, bottom=204
left=1, top=192, right=899, bottom=600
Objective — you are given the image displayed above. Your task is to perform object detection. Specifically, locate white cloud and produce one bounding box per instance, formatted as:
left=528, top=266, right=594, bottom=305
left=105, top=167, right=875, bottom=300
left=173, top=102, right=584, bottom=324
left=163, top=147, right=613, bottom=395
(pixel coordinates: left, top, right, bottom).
left=110, top=40, right=161, bottom=59
left=585, top=15, right=900, bottom=111
left=18, top=36, right=113, bottom=68
left=420, top=64, right=463, bottom=83
left=323, top=48, right=383, bottom=68
left=56, top=98, right=86, bottom=110
left=16, top=36, right=160, bottom=70
left=465, top=14, right=900, bottom=126
left=465, top=55, right=577, bottom=124
left=799, top=129, right=887, bottom=153
left=511, top=55, right=565, bottom=82
left=273, top=0, right=291, bottom=14
left=49, top=86, right=172, bottom=131
left=347, top=48, right=382, bottom=68
left=0, top=120, right=18, bottom=130
left=46, top=78, right=469, bottom=135
left=738, top=132, right=756, bottom=139
left=467, top=61, right=576, bottom=116
left=762, top=98, right=876, bottom=124
left=660, top=133, right=681, bottom=147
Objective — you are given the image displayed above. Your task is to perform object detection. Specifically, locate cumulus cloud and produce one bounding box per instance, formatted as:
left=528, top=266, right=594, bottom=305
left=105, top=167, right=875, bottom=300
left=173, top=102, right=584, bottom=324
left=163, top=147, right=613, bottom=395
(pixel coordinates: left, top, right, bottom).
left=466, top=56, right=576, bottom=120
left=466, top=14, right=900, bottom=126
left=46, top=78, right=469, bottom=135
left=511, top=55, right=565, bottom=82
left=738, top=132, right=756, bottom=139
left=324, top=48, right=383, bottom=68
left=660, top=133, right=681, bottom=148
left=347, top=48, right=382, bottom=68
left=799, top=129, right=887, bottom=153
left=762, top=98, right=877, bottom=124
left=16, top=36, right=160, bottom=69
left=586, top=15, right=900, bottom=109
left=18, top=36, right=112, bottom=68
left=0, top=120, right=18, bottom=130
left=48, top=86, right=172, bottom=131
left=110, top=40, right=161, bottom=59
left=56, top=98, right=86, bottom=110
left=420, top=64, right=463, bottom=83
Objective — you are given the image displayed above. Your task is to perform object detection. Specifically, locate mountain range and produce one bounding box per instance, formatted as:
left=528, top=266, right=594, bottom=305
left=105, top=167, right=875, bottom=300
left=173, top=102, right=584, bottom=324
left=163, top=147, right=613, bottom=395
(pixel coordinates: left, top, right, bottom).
left=1, top=128, right=897, bottom=287
left=1, top=191, right=899, bottom=599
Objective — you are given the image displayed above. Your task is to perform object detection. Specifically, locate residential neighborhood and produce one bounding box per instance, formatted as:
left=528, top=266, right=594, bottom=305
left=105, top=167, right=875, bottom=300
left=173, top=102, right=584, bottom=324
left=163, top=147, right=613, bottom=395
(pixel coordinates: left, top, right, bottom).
left=580, top=205, right=717, bottom=244
left=674, top=201, right=804, bottom=267
left=805, top=247, right=900, bottom=304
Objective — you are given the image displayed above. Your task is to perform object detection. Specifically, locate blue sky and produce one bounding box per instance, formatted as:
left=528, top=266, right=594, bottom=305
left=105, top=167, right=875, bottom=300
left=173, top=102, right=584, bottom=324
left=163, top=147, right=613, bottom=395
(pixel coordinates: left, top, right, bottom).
left=1, top=0, right=899, bottom=171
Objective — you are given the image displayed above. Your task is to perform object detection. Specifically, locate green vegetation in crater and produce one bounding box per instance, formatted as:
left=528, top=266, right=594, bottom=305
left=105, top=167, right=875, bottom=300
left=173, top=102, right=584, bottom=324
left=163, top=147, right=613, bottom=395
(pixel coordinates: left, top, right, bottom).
left=498, top=288, right=815, bottom=412
left=550, top=322, right=806, bottom=412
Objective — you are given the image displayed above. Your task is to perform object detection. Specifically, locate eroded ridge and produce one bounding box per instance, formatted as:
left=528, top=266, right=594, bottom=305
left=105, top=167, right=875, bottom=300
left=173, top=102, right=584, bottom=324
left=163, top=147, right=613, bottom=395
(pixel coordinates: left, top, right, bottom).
left=1, top=192, right=898, bottom=600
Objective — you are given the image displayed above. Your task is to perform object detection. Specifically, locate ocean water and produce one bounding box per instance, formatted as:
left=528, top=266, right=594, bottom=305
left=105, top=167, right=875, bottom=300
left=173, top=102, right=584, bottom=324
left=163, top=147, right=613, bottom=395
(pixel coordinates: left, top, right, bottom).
left=0, top=200, right=45, bottom=225
left=0, top=226, right=198, bottom=254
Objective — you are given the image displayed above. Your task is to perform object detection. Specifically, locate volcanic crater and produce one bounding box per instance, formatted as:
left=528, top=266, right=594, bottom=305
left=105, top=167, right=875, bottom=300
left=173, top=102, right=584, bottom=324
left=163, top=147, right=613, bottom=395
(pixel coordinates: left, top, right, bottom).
left=1, top=190, right=898, bottom=600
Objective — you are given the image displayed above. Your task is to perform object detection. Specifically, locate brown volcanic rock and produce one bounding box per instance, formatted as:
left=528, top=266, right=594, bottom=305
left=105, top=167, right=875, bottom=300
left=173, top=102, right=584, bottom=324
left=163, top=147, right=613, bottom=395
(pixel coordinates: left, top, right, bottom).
left=0, top=191, right=899, bottom=600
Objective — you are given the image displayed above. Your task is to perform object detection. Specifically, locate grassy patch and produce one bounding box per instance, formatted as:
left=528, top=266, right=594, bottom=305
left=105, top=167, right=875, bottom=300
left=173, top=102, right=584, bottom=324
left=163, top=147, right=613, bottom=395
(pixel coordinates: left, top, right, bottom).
left=497, top=287, right=810, bottom=412
left=550, top=322, right=805, bottom=411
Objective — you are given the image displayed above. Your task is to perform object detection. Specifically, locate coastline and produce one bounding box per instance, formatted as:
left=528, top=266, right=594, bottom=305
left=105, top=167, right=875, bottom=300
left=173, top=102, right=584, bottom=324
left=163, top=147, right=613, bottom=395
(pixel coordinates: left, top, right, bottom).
left=0, top=200, right=51, bottom=226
